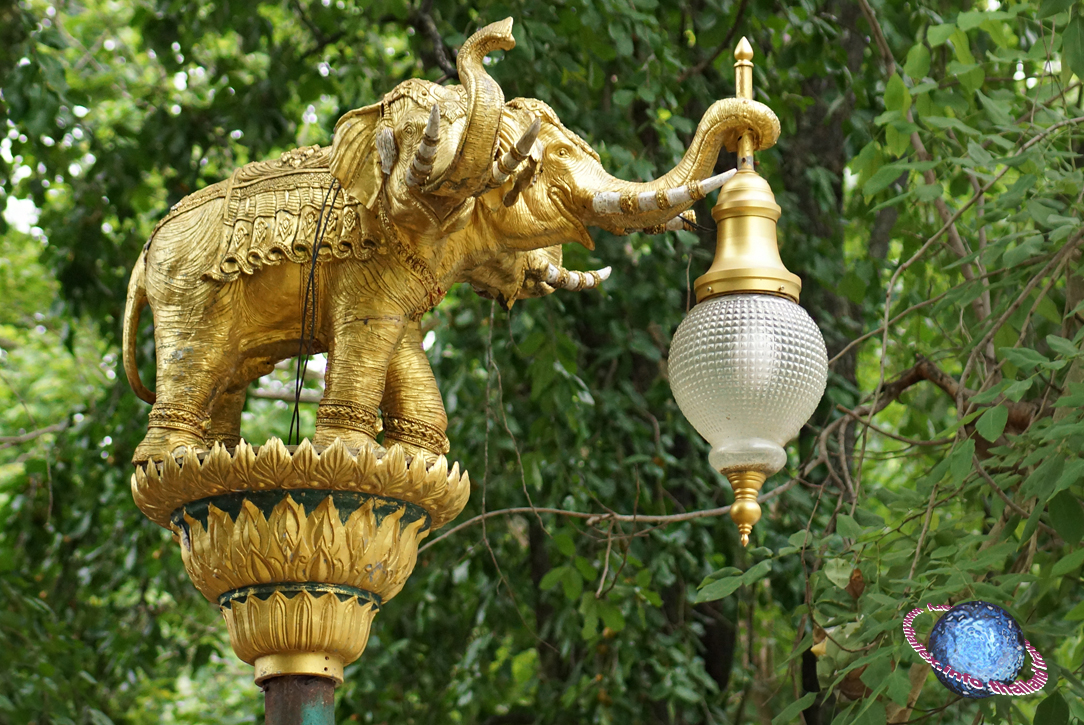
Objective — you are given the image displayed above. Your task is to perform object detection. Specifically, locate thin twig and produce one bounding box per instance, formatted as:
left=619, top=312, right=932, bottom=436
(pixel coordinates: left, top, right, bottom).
left=972, top=456, right=1056, bottom=536
left=418, top=477, right=800, bottom=554
left=0, top=421, right=68, bottom=449
left=676, top=0, right=750, bottom=83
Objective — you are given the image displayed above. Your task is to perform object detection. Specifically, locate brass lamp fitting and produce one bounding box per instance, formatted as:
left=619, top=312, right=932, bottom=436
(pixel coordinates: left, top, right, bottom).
left=699, top=39, right=804, bottom=546
left=727, top=470, right=767, bottom=547
left=694, top=38, right=801, bottom=306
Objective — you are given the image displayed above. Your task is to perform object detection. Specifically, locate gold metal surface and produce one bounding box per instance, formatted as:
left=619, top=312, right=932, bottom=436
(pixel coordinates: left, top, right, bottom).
left=227, top=591, right=373, bottom=679
left=694, top=38, right=802, bottom=305
left=121, top=19, right=793, bottom=689
left=726, top=470, right=766, bottom=547
left=254, top=653, right=346, bottom=686
left=177, top=491, right=429, bottom=603
left=695, top=170, right=801, bottom=303
left=132, top=438, right=468, bottom=530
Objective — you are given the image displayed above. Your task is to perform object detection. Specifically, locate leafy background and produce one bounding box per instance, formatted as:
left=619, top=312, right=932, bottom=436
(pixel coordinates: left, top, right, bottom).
left=2, top=0, right=1084, bottom=723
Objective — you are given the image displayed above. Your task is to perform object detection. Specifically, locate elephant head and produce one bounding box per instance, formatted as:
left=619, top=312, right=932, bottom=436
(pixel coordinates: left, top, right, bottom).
left=470, top=95, right=763, bottom=263
left=328, top=18, right=540, bottom=242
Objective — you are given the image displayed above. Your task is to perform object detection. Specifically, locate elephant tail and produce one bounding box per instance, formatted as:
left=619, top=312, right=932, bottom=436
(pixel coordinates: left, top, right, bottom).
left=123, top=248, right=156, bottom=404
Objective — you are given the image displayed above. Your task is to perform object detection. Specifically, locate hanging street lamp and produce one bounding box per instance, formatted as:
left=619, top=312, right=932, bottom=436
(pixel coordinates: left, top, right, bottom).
left=668, top=38, right=829, bottom=547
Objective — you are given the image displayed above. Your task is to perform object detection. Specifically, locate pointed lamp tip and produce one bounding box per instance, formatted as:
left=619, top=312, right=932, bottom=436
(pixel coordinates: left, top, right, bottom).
left=735, top=37, right=754, bottom=61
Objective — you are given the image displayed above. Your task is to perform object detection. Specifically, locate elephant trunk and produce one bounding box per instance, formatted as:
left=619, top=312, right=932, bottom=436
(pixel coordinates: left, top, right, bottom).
left=427, top=18, right=516, bottom=200
left=579, top=97, right=780, bottom=229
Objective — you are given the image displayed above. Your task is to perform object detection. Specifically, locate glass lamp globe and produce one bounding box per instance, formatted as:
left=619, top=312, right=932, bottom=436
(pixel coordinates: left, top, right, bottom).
left=669, top=293, right=827, bottom=474
left=669, top=293, right=827, bottom=545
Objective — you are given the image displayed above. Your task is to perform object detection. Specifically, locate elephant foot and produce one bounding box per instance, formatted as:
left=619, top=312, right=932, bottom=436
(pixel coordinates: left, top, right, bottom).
left=133, top=427, right=206, bottom=465
left=384, top=438, right=442, bottom=467
left=312, top=428, right=381, bottom=457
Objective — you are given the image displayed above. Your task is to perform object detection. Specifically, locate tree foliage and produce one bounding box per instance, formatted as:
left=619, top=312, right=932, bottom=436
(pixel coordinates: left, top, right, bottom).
left=2, top=0, right=1084, bottom=723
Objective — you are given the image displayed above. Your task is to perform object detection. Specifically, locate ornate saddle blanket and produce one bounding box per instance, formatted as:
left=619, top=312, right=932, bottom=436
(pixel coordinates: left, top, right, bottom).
left=158, top=145, right=377, bottom=282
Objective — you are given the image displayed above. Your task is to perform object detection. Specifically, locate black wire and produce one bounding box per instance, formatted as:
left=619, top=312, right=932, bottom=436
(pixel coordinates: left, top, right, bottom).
left=288, top=179, right=341, bottom=446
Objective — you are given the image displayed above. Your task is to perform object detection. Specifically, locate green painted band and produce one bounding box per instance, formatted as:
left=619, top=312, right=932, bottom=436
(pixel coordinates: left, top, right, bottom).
left=218, top=581, right=383, bottom=609
left=169, top=488, right=431, bottom=533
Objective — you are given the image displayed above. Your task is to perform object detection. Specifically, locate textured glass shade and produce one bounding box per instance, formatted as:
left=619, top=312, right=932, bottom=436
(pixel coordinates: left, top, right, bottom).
left=669, top=294, right=828, bottom=475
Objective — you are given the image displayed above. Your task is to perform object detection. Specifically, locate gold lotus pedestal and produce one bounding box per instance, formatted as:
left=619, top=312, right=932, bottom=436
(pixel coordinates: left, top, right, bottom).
left=131, top=439, right=469, bottom=718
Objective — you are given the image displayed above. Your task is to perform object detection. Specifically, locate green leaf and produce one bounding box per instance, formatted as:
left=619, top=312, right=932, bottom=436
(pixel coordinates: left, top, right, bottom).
left=696, top=575, right=743, bottom=602
left=771, top=693, right=816, bottom=725
left=1052, top=547, right=1084, bottom=577
left=1048, top=335, right=1080, bottom=358
left=976, top=406, right=1008, bottom=442
left=837, top=514, right=862, bottom=539
left=743, top=559, right=773, bottom=584
left=949, top=438, right=976, bottom=483
left=863, top=165, right=905, bottom=196
left=884, top=74, right=912, bottom=114
left=599, top=601, right=625, bottom=632
left=915, top=183, right=942, bottom=201
left=1038, top=0, right=1077, bottom=18
left=928, top=24, right=957, bottom=46
left=839, top=270, right=868, bottom=303
left=554, top=532, right=576, bottom=557
left=999, top=347, right=1050, bottom=371
left=562, top=568, right=584, bottom=601
left=1054, top=458, right=1084, bottom=496
left=1066, top=599, right=1084, bottom=621
left=1064, top=16, right=1084, bottom=80
left=539, top=566, right=567, bottom=591
left=904, top=44, right=931, bottom=79
left=1034, top=692, right=1070, bottom=725
left=1050, top=493, right=1084, bottom=546
left=824, top=559, right=853, bottom=589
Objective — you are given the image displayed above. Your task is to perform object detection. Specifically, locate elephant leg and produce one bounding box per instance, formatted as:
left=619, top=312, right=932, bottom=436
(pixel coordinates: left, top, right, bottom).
left=381, top=321, right=449, bottom=462
left=313, top=310, right=406, bottom=453
left=206, top=387, right=247, bottom=449
left=133, top=306, right=237, bottom=464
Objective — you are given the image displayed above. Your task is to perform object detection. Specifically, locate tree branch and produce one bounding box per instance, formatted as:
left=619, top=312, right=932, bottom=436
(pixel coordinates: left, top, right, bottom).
left=418, top=477, right=800, bottom=554
left=0, top=421, right=67, bottom=450
left=413, top=4, right=458, bottom=79
left=676, top=0, right=749, bottom=83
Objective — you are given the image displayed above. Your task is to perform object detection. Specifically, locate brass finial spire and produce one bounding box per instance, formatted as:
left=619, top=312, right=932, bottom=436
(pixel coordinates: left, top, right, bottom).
left=734, top=37, right=755, bottom=168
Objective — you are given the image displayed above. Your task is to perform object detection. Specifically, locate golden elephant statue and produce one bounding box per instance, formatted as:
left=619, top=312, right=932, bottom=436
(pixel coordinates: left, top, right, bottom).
left=123, top=17, right=751, bottom=464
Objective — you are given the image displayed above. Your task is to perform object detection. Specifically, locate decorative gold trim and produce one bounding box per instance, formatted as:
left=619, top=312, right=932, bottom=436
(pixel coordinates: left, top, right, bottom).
left=148, top=402, right=206, bottom=435
left=383, top=415, right=451, bottom=455
left=316, top=398, right=380, bottom=436
left=254, top=652, right=344, bottom=685
left=131, top=437, right=470, bottom=530
left=222, top=589, right=376, bottom=670
left=177, top=494, right=428, bottom=602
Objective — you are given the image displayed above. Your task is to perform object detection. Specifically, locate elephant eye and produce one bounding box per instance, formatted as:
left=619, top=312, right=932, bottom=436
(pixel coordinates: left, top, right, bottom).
left=556, top=148, right=569, bottom=158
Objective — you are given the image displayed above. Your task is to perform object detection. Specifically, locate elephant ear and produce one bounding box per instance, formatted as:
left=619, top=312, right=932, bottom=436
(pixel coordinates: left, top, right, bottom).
left=329, top=103, right=383, bottom=209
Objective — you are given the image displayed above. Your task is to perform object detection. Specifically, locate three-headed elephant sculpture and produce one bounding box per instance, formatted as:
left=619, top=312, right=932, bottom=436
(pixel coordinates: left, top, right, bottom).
left=123, top=17, right=768, bottom=464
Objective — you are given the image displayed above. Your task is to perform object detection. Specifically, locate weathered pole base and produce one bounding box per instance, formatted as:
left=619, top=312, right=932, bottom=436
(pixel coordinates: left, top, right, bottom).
left=263, top=675, right=335, bottom=725
left=255, top=653, right=345, bottom=686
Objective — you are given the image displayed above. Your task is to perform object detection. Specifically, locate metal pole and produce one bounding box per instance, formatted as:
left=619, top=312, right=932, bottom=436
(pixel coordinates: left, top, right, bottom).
left=263, top=676, right=336, bottom=725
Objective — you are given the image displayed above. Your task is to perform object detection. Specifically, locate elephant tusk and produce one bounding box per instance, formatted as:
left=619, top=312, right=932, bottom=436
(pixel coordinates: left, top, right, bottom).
left=545, top=263, right=612, bottom=291
left=406, top=105, right=441, bottom=188
left=633, top=212, right=698, bottom=235
left=376, top=127, right=398, bottom=176
left=491, top=117, right=540, bottom=187
left=591, top=169, right=737, bottom=215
